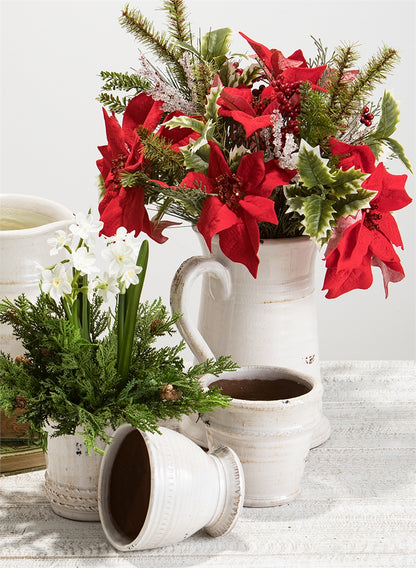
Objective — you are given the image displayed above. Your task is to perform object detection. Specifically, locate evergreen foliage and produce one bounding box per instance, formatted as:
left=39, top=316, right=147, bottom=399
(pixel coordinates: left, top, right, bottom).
left=0, top=293, right=236, bottom=454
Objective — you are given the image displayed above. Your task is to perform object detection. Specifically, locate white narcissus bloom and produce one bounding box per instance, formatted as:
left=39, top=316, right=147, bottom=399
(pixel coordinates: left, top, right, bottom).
left=40, top=264, right=72, bottom=304
left=69, top=212, right=103, bottom=244
left=72, top=246, right=99, bottom=275
left=91, top=273, right=120, bottom=303
left=47, top=230, right=73, bottom=256
left=119, top=264, right=142, bottom=288
left=102, top=241, right=137, bottom=279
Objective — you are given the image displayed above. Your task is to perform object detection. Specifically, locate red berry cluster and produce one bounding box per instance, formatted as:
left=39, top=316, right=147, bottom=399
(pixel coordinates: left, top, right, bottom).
left=271, top=77, right=302, bottom=137
left=251, top=84, right=272, bottom=114
left=360, top=106, right=374, bottom=127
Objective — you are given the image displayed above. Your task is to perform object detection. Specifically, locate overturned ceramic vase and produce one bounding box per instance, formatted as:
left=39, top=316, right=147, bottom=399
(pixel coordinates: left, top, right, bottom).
left=202, top=366, right=323, bottom=507
left=98, top=425, right=245, bottom=551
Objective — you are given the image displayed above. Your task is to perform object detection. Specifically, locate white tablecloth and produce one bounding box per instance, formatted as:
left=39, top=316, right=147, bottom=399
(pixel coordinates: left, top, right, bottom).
left=0, top=360, right=415, bottom=568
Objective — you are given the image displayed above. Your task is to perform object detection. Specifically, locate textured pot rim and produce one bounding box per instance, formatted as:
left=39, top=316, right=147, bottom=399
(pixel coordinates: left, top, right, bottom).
left=203, top=365, right=321, bottom=409
left=192, top=226, right=314, bottom=248
left=0, top=193, right=73, bottom=238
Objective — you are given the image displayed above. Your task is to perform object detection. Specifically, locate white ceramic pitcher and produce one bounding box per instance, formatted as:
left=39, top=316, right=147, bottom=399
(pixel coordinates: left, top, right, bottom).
left=171, top=234, right=330, bottom=448
left=0, top=194, right=73, bottom=357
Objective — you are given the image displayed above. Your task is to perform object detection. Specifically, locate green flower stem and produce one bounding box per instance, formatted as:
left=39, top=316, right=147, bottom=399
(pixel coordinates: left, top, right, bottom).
left=117, top=291, right=126, bottom=366
left=118, top=240, right=149, bottom=379
left=80, top=275, right=90, bottom=341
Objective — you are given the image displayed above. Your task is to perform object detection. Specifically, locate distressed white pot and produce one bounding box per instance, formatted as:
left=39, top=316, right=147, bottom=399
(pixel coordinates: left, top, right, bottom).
left=0, top=194, right=73, bottom=358
left=98, top=425, right=244, bottom=551
left=45, top=424, right=111, bottom=521
left=171, top=235, right=330, bottom=448
left=203, top=366, right=321, bottom=507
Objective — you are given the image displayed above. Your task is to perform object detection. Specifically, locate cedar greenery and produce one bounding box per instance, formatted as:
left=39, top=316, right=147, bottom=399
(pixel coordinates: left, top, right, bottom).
left=0, top=293, right=236, bottom=454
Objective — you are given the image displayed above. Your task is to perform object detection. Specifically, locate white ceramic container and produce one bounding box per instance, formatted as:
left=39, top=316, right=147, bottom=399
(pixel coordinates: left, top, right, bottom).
left=171, top=235, right=330, bottom=448
left=98, top=425, right=245, bottom=551
left=45, top=425, right=110, bottom=521
left=202, top=366, right=322, bottom=507
left=0, top=194, right=73, bottom=358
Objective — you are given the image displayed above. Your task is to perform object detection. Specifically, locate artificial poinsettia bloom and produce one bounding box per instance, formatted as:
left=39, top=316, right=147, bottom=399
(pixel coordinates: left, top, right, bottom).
left=323, top=163, right=411, bottom=298
left=181, top=141, right=293, bottom=277
left=329, top=138, right=376, bottom=174
left=240, top=32, right=326, bottom=89
left=98, top=93, right=183, bottom=243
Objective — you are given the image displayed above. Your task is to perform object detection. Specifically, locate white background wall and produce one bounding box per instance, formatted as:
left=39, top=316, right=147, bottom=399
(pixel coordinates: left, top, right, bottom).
left=1, top=0, right=415, bottom=361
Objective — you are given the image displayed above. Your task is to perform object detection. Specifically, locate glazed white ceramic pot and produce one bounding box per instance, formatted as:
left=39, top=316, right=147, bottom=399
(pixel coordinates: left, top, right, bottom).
left=0, top=194, right=73, bottom=358
left=98, top=425, right=245, bottom=551
left=202, top=366, right=322, bottom=507
left=170, top=235, right=330, bottom=448
left=45, top=424, right=111, bottom=521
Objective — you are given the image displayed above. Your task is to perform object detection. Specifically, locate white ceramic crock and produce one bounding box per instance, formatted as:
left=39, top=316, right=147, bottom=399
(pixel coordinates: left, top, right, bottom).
left=45, top=424, right=111, bottom=521
left=98, top=425, right=245, bottom=551
left=170, top=235, right=330, bottom=449
left=202, top=366, right=322, bottom=507
left=0, top=194, right=73, bottom=358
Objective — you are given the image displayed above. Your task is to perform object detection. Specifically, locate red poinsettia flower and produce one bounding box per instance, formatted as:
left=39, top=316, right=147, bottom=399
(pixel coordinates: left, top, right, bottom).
left=323, top=163, right=411, bottom=298
left=98, top=93, right=185, bottom=242
left=329, top=138, right=376, bottom=174
left=181, top=141, right=292, bottom=277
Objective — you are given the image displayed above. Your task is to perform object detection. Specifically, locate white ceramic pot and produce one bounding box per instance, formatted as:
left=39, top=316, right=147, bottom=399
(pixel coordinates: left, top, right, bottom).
left=45, top=425, right=110, bottom=521
left=202, top=366, right=322, bottom=507
left=0, top=194, right=73, bottom=358
left=98, top=425, right=245, bottom=551
left=171, top=235, right=330, bottom=448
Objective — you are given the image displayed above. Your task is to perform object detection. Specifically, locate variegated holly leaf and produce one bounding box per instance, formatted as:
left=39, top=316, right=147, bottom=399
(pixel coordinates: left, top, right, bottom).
left=296, top=140, right=334, bottom=189
left=333, top=187, right=376, bottom=218
left=300, top=194, right=337, bottom=243
left=205, top=81, right=222, bottom=121
left=331, top=167, right=367, bottom=197
left=182, top=146, right=209, bottom=174
left=374, top=91, right=400, bottom=139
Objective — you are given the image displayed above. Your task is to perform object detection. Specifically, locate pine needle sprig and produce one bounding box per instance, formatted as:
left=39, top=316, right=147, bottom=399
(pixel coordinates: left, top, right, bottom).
left=332, top=45, right=400, bottom=124
left=120, top=4, right=188, bottom=91
left=96, top=92, right=131, bottom=114
left=161, top=0, right=191, bottom=44
left=325, top=42, right=360, bottom=111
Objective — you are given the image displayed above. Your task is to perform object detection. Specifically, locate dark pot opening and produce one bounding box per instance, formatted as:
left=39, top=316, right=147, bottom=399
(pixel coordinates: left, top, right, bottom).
left=210, top=377, right=312, bottom=401
left=108, top=429, right=151, bottom=542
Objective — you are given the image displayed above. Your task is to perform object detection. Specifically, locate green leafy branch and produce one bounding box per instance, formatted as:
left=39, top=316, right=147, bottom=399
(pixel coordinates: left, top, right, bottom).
left=285, top=141, right=375, bottom=245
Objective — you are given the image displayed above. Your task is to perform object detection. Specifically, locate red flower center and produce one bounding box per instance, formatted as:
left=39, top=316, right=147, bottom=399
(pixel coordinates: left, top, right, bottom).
left=216, top=173, right=244, bottom=211
left=363, top=206, right=383, bottom=231
left=111, top=154, right=127, bottom=192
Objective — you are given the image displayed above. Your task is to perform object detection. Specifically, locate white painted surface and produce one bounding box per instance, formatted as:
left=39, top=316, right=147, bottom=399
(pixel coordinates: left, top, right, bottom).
left=1, top=360, right=415, bottom=567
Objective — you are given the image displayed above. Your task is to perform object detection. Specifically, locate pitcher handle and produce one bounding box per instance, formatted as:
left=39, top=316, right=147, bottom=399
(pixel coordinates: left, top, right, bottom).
left=170, top=256, right=231, bottom=363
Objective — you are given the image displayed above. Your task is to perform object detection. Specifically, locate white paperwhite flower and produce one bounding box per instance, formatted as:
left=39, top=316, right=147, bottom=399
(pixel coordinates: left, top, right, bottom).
left=119, top=264, right=142, bottom=288
left=40, top=264, right=72, bottom=303
left=69, top=212, right=103, bottom=244
left=47, top=230, right=73, bottom=256
left=91, top=273, right=120, bottom=303
left=72, top=246, right=99, bottom=275
left=106, top=226, right=140, bottom=251
left=102, top=240, right=138, bottom=279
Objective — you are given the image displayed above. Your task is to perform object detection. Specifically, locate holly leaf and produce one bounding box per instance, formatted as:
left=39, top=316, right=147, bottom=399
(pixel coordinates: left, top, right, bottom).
left=331, top=167, right=367, bottom=197
left=297, top=141, right=335, bottom=189
left=374, top=91, right=400, bottom=139
left=334, top=188, right=376, bottom=218
left=300, top=194, right=336, bottom=243
left=201, top=28, right=233, bottom=61
left=384, top=137, right=413, bottom=173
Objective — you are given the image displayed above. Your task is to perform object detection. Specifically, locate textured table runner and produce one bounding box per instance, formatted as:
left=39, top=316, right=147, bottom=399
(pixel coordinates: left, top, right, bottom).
left=0, top=360, right=415, bottom=568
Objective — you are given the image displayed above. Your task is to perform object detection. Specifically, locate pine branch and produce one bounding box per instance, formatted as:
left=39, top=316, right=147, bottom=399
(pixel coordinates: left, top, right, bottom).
left=161, top=0, right=191, bottom=43
left=135, top=126, right=186, bottom=184
left=333, top=45, right=400, bottom=124
left=120, top=4, right=188, bottom=90
left=96, top=92, right=131, bottom=114
left=100, top=70, right=151, bottom=93
left=326, top=43, right=360, bottom=110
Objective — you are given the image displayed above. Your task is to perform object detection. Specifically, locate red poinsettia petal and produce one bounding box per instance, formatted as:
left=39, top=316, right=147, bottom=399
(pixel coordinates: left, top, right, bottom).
left=239, top=32, right=274, bottom=71
left=99, top=186, right=150, bottom=238
left=102, top=109, right=126, bottom=156
left=376, top=212, right=404, bottom=248
left=325, top=221, right=372, bottom=271
left=270, top=49, right=305, bottom=75
left=329, top=138, right=376, bottom=174
left=323, top=254, right=373, bottom=298
left=207, top=141, right=232, bottom=179
left=371, top=256, right=405, bottom=298
left=240, top=195, right=278, bottom=225
left=219, top=109, right=273, bottom=137
left=263, top=160, right=297, bottom=193
left=363, top=163, right=411, bottom=212
left=158, top=110, right=201, bottom=150
left=218, top=218, right=260, bottom=278
left=218, top=87, right=255, bottom=114
left=368, top=229, right=403, bottom=264
left=282, top=65, right=327, bottom=89
left=122, top=93, right=164, bottom=138
left=196, top=196, right=239, bottom=252
left=181, top=171, right=215, bottom=194
left=237, top=151, right=266, bottom=194
left=148, top=216, right=182, bottom=244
